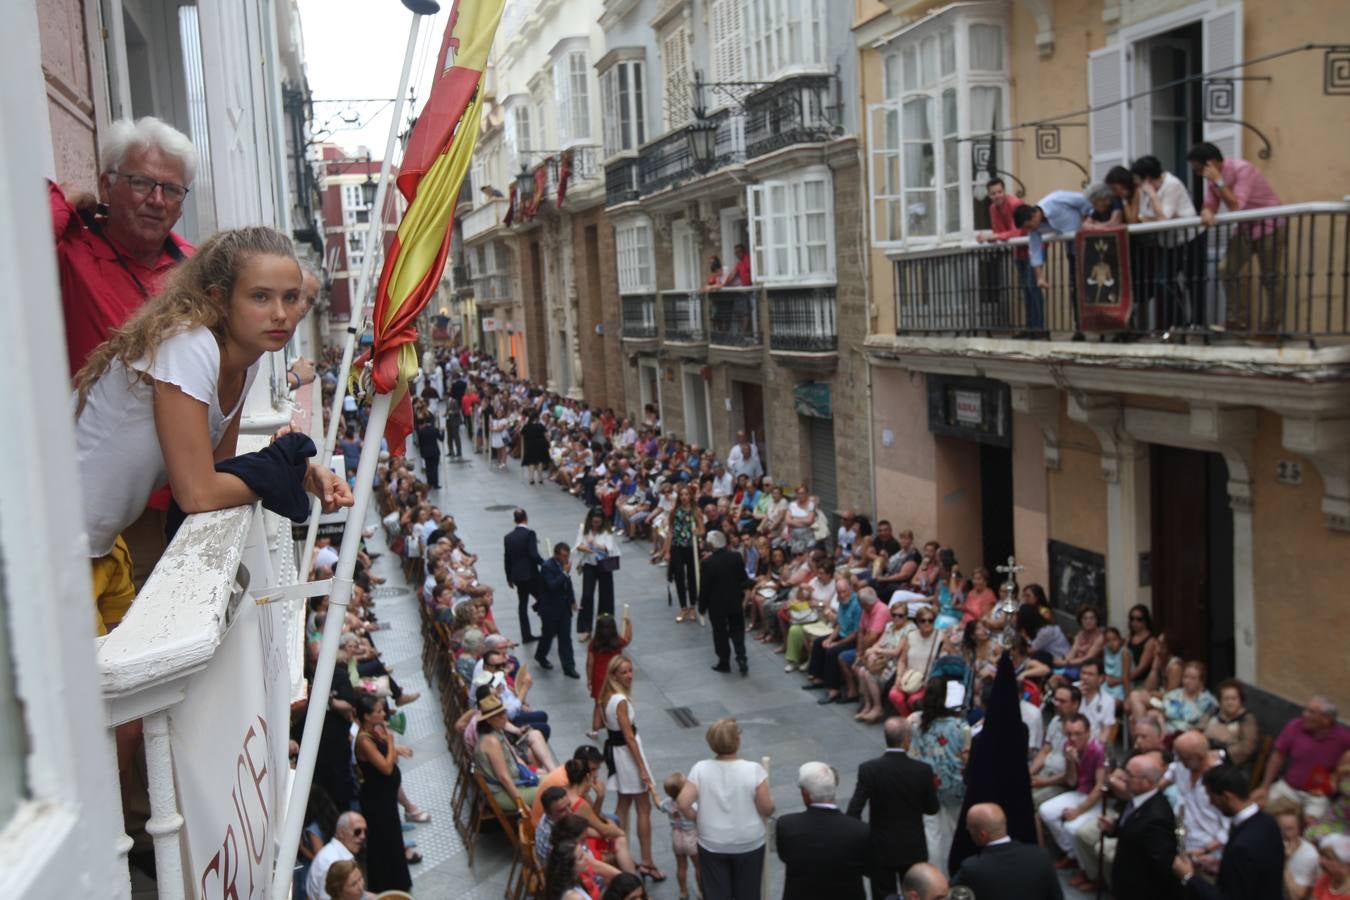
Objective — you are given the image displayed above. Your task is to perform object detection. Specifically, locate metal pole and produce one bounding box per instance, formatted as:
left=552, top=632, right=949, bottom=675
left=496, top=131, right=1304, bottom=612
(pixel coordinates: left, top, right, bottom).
left=273, top=6, right=428, bottom=892
left=271, top=392, right=393, bottom=900
left=299, top=7, right=424, bottom=571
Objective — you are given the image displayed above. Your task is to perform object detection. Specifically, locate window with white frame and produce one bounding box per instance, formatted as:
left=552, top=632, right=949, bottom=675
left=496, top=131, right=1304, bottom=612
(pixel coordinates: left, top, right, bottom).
left=746, top=166, right=835, bottom=284
left=745, top=0, right=827, bottom=82
left=710, top=0, right=745, bottom=97
left=514, top=105, right=533, bottom=154
left=601, top=60, right=646, bottom=158
left=615, top=217, right=655, bottom=294
left=661, top=26, right=691, bottom=129
left=867, top=12, right=1008, bottom=246
left=555, top=50, right=591, bottom=145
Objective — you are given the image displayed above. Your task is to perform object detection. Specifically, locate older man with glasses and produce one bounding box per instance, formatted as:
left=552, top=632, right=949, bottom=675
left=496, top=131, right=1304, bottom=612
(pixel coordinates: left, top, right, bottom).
left=49, top=116, right=198, bottom=379
left=306, top=811, right=367, bottom=900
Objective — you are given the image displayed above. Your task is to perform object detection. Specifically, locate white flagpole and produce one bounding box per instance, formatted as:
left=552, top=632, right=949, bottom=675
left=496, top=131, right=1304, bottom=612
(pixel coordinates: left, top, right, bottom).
left=272, top=6, right=433, bottom=895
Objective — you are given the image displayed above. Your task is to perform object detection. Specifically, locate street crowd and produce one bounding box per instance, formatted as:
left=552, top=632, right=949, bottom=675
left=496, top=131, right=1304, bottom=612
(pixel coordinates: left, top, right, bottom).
left=52, top=111, right=1342, bottom=900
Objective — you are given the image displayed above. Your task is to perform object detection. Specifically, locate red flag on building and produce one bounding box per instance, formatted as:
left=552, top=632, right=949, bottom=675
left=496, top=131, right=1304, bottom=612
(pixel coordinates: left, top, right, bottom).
left=556, top=148, right=574, bottom=207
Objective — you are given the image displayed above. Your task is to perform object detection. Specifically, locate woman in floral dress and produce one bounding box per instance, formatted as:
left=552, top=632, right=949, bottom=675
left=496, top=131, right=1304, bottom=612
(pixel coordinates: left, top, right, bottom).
left=909, top=676, right=971, bottom=876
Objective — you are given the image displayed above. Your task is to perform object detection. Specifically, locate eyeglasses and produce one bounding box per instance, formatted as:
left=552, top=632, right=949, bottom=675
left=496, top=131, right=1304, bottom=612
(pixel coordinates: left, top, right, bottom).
left=352, top=828, right=366, bottom=835
left=113, top=171, right=190, bottom=203
left=891, top=612, right=907, bottom=619
left=916, top=617, right=935, bottom=624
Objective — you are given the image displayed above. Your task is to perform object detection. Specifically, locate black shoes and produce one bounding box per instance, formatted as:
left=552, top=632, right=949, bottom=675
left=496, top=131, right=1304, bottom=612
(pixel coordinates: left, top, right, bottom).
left=521, top=635, right=539, bottom=644
left=738, top=661, right=749, bottom=676
left=801, top=682, right=826, bottom=690
left=710, top=664, right=732, bottom=674
left=534, top=657, right=554, bottom=670
left=563, top=669, right=581, bottom=679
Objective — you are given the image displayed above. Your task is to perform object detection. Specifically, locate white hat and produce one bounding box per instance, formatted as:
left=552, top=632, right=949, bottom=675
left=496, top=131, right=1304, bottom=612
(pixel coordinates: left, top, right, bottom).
left=1320, top=833, right=1350, bottom=864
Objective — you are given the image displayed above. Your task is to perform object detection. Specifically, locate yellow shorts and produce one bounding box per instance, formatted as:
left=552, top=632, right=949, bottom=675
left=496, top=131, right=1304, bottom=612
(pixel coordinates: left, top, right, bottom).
left=90, top=535, right=136, bottom=636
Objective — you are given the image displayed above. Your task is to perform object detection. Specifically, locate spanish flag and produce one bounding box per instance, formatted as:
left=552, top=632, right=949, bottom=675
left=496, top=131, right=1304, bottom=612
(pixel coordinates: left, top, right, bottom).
left=364, top=0, right=505, bottom=455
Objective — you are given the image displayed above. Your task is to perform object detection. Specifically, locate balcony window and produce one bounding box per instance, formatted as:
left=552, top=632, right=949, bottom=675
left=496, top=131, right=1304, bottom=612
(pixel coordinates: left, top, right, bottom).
left=602, top=60, right=646, bottom=159
left=616, top=217, right=655, bottom=294
left=661, top=25, right=691, bottom=129
left=867, top=13, right=1008, bottom=247
left=710, top=0, right=745, bottom=103
left=747, top=166, right=835, bottom=285
left=746, top=0, right=826, bottom=82
left=555, top=50, right=591, bottom=145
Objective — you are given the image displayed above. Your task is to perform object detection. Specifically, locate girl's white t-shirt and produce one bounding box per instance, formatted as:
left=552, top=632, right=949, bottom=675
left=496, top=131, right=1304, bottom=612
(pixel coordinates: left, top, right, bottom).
left=76, top=326, right=259, bottom=556
left=687, top=758, right=767, bottom=854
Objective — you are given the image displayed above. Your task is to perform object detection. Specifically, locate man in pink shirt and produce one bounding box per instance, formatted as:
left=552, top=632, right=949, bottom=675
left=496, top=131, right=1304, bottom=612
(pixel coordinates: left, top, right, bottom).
left=840, top=586, right=890, bottom=704
left=1253, top=694, right=1350, bottom=819
left=1187, top=141, right=1285, bottom=333
left=976, top=177, right=1044, bottom=332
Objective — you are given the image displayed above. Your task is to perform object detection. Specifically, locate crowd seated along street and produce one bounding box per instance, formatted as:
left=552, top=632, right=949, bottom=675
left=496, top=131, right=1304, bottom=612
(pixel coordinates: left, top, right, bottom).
left=349, top=346, right=1350, bottom=899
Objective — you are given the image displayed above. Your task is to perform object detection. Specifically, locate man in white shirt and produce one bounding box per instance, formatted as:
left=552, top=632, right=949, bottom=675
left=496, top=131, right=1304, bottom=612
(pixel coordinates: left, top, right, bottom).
left=710, top=463, right=733, bottom=498
left=1078, top=660, right=1118, bottom=745
left=306, top=811, right=366, bottom=900
left=1030, top=685, right=1079, bottom=806
left=726, top=431, right=763, bottom=480
left=1129, top=153, right=1203, bottom=329
left=1162, top=730, right=1230, bottom=872
left=1131, top=155, right=1197, bottom=222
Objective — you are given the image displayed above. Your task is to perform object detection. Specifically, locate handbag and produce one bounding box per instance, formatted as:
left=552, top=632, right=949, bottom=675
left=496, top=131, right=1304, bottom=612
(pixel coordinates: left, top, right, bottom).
left=899, top=631, right=941, bottom=694
left=597, top=554, right=621, bottom=573
left=787, top=601, right=818, bottom=624
left=802, top=620, right=833, bottom=639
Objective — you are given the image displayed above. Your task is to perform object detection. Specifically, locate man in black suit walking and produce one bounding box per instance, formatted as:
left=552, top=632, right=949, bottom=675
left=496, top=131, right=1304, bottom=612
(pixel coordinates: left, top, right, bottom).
left=698, top=530, right=751, bottom=674
left=952, top=802, right=1064, bottom=899
left=1102, top=754, right=1183, bottom=900
left=1172, top=764, right=1284, bottom=900
left=503, top=508, right=542, bottom=643
left=534, top=542, right=580, bottom=678
left=846, top=717, right=939, bottom=900
left=777, top=761, right=870, bottom=900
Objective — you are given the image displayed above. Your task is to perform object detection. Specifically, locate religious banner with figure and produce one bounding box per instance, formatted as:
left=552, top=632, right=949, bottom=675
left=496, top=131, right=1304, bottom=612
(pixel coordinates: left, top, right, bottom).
left=1076, top=227, right=1133, bottom=330
left=170, top=595, right=290, bottom=898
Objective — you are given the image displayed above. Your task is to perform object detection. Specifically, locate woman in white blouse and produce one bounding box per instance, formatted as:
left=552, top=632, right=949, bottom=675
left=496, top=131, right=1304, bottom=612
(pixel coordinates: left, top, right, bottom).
left=574, top=507, right=619, bottom=641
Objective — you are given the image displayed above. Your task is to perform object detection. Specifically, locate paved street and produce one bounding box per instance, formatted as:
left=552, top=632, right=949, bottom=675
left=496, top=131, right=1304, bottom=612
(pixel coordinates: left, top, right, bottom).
left=364, top=447, right=1090, bottom=898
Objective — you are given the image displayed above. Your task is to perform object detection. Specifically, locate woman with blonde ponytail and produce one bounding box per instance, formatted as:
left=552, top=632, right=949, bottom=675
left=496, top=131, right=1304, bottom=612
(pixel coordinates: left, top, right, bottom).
left=75, top=226, right=351, bottom=634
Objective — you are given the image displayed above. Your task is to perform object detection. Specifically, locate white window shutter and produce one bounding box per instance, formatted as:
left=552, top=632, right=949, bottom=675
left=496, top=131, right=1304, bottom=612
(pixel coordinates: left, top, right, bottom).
left=663, top=28, right=691, bottom=129
left=747, top=184, right=766, bottom=281
left=1202, top=2, right=1244, bottom=160
left=1087, top=45, right=1128, bottom=181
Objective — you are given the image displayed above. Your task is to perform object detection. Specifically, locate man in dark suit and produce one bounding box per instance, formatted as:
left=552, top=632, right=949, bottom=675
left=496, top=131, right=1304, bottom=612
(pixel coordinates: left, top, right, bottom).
left=1172, top=764, right=1284, bottom=900
left=777, top=761, right=870, bottom=900
left=503, top=508, right=542, bottom=643
left=952, top=802, right=1064, bottom=899
left=1103, top=754, right=1183, bottom=900
left=415, top=416, right=442, bottom=488
left=697, top=530, right=751, bottom=674
left=846, top=717, right=939, bottom=900
left=534, top=542, right=580, bottom=678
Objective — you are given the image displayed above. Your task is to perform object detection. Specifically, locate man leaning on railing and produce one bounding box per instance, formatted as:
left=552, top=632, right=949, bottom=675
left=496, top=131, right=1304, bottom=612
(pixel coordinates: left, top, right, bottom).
left=1188, top=141, right=1286, bottom=334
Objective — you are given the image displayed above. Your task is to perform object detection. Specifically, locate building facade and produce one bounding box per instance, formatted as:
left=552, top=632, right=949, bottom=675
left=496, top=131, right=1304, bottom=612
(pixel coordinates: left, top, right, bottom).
left=317, top=144, right=401, bottom=328
left=593, top=0, right=869, bottom=518
left=856, top=0, right=1350, bottom=713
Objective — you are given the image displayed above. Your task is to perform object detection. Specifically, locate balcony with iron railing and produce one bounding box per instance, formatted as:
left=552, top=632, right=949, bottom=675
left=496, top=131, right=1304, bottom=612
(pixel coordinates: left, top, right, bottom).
left=606, top=155, right=641, bottom=208
left=638, top=128, right=694, bottom=195
left=708, top=287, right=761, bottom=349
left=891, top=202, right=1350, bottom=343
left=621, top=293, right=658, bottom=340
left=662, top=290, right=707, bottom=344
left=768, top=286, right=838, bottom=354
left=473, top=272, right=512, bottom=303
left=744, top=73, right=841, bottom=160
left=631, top=109, right=748, bottom=201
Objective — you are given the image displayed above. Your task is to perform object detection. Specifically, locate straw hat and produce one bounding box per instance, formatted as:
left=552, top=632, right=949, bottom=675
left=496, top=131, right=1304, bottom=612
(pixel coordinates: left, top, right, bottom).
left=477, top=694, right=507, bottom=721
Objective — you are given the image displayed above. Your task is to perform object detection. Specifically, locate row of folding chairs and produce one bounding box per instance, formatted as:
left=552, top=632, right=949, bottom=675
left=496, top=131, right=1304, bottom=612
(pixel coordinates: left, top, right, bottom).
left=417, top=599, right=544, bottom=899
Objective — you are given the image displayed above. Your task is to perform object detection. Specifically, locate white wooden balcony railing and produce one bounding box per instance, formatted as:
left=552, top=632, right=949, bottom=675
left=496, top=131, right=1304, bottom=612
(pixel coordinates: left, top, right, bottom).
left=462, top=196, right=509, bottom=242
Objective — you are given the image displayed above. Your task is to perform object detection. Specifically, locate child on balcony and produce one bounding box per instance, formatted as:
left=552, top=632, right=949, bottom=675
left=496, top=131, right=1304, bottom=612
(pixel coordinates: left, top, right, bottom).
left=74, top=226, right=352, bottom=635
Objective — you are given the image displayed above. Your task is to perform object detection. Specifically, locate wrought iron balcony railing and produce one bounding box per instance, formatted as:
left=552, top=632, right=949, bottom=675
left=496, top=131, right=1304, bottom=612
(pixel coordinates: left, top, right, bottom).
left=768, top=286, right=837, bottom=352
left=473, top=273, right=511, bottom=303
left=744, top=73, right=841, bottom=160
left=621, top=293, right=658, bottom=339
left=662, top=289, right=706, bottom=343
left=708, top=287, right=760, bottom=347
left=638, top=129, right=694, bottom=195
left=892, top=201, right=1350, bottom=341
left=605, top=156, right=641, bottom=207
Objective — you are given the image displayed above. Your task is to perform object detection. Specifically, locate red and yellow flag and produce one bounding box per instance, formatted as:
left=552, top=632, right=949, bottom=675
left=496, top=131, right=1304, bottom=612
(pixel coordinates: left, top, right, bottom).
left=364, top=0, right=505, bottom=454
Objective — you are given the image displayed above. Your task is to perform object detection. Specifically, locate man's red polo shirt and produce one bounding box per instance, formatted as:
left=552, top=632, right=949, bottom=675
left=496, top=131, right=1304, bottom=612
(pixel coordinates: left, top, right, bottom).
left=49, top=181, right=194, bottom=379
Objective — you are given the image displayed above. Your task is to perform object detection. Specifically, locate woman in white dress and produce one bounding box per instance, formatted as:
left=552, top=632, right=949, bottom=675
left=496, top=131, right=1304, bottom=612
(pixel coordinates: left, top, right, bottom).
left=600, top=655, right=664, bottom=882
left=489, top=403, right=510, bottom=469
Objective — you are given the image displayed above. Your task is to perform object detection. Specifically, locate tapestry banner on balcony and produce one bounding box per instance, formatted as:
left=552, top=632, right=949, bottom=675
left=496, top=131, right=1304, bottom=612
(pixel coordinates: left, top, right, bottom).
left=1076, top=227, right=1133, bottom=331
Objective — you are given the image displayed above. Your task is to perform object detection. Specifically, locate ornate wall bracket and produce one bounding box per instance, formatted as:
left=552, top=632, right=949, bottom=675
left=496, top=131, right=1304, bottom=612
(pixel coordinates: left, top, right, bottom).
left=1034, top=124, right=1089, bottom=187
left=1204, top=78, right=1274, bottom=160
left=1282, top=415, right=1350, bottom=531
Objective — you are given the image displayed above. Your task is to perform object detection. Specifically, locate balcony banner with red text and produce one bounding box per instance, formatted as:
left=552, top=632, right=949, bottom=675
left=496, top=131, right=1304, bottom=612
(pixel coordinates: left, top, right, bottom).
left=170, top=595, right=290, bottom=898
left=359, top=0, right=506, bottom=455
left=1075, top=228, right=1133, bottom=330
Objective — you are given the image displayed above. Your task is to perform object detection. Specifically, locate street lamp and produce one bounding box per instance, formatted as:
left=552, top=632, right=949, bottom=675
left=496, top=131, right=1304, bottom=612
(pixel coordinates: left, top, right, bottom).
left=686, top=71, right=719, bottom=173
left=515, top=163, right=535, bottom=205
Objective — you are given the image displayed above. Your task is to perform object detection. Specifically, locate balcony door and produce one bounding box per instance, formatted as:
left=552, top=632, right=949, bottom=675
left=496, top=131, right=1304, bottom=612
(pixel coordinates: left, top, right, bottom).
left=682, top=367, right=713, bottom=450
left=1150, top=445, right=1235, bottom=683
left=673, top=220, right=701, bottom=291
